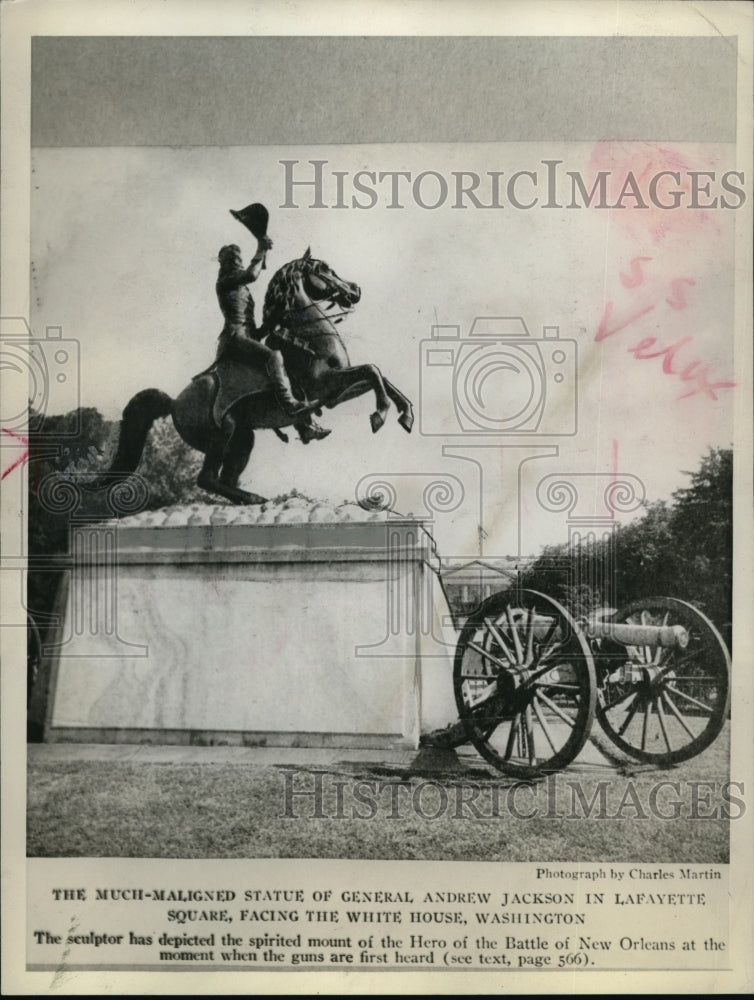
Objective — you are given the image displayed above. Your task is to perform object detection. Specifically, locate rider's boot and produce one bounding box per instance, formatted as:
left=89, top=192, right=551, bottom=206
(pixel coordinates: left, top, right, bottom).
left=296, top=419, right=331, bottom=444
left=267, top=351, right=331, bottom=442
left=266, top=351, right=307, bottom=418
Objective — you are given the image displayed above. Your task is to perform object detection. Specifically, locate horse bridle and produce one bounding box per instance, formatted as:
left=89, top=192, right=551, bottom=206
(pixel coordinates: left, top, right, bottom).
left=265, top=295, right=355, bottom=359
left=265, top=259, right=357, bottom=358
left=281, top=297, right=355, bottom=334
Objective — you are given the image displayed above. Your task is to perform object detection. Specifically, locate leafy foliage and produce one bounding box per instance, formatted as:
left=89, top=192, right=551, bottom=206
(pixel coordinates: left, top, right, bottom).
left=27, top=407, right=207, bottom=631
left=26, top=407, right=115, bottom=635
left=139, top=418, right=206, bottom=509
left=519, top=447, right=733, bottom=640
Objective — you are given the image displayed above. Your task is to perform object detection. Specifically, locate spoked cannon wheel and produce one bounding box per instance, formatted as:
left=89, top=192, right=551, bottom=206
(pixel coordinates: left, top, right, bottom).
left=595, top=597, right=731, bottom=766
left=453, top=590, right=596, bottom=778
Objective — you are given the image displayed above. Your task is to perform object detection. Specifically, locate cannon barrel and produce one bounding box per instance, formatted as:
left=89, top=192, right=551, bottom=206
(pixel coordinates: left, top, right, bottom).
left=494, top=610, right=688, bottom=648
left=586, top=620, right=689, bottom=649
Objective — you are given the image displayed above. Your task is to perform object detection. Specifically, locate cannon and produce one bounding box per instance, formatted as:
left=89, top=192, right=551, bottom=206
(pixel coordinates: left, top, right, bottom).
left=451, top=590, right=731, bottom=778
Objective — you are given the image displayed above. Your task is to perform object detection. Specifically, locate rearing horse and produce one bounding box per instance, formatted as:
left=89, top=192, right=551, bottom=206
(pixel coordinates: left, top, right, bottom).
left=98, top=250, right=414, bottom=505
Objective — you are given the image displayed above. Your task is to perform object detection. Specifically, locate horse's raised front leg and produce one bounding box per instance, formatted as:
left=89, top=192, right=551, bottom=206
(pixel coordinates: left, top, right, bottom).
left=382, top=378, right=414, bottom=433
left=317, top=364, right=390, bottom=432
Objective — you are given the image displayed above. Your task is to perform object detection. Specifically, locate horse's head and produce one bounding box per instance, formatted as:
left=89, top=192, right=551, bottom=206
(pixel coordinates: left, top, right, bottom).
left=299, top=248, right=361, bottom=310
left=263, top=249, right=361, bottom=330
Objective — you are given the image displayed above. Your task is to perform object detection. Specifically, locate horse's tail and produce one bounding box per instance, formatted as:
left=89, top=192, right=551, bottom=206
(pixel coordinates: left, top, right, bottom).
left=101, top=388, right=173, bottom=483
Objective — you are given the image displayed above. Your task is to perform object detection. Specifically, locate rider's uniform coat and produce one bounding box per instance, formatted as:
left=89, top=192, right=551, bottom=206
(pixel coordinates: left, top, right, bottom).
left=215, top=255, right=273, bottom=371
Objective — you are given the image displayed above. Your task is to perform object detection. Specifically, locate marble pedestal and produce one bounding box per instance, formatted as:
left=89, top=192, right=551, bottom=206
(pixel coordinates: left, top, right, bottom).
left=40, top=501, right=458, bottom=748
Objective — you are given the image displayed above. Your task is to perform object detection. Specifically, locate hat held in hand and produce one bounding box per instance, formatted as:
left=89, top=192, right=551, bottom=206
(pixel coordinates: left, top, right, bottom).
left=229, top=203, right=269, bottom=241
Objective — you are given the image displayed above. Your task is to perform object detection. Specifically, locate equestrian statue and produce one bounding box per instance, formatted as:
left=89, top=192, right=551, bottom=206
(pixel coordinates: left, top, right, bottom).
left=97, top=203, right=415, bottom=505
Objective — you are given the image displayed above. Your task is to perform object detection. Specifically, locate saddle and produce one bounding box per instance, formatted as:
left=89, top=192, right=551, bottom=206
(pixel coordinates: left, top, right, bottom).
left=193, top=359, right=271, bottom=429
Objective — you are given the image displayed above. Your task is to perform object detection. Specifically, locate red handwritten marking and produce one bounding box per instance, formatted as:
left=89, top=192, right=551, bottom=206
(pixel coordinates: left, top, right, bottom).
left=1, top=428, right=27, bottom=443
left=619, top=256, right=653, bottom=289
left=627, top=337, right=736, bottom=400
left=1, top=453, right=28, bottom=480
left=665, top=277, right=695, bottom=310
left=589, top=142, right=723, bottom=245
left=1, top=427, right=29, bottom=480
left=598, top=313, right=736, bottom=401
left=596, top=259, right=735, bottom=401
left=630, top=335, right=693, bottom=369
left=595, top=301, right=655, bottom=342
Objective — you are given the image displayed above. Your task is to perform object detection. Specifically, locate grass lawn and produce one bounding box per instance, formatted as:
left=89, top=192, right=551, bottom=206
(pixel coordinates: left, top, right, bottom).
left=27, top=725, right=731, bottom=862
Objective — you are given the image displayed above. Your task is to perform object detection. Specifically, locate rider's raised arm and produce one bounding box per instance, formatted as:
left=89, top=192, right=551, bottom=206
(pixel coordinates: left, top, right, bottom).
left=243, top=236, right=273, bottom=282
left=241, top=244, right=266, bottom=283
left=218, top=238, right=272, bottom=289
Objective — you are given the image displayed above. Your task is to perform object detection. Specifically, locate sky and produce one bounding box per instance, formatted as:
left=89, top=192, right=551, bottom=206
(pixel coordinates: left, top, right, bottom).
left=29, top=141, right=737, bottom=560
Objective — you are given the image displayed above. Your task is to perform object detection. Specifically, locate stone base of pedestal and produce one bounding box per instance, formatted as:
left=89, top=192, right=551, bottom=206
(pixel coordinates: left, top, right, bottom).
left=39, top=501, right=458, bottom=748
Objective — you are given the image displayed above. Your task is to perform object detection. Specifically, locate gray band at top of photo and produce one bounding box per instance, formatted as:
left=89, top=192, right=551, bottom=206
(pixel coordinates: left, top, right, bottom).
left=31, top=35, right=737, bottom=147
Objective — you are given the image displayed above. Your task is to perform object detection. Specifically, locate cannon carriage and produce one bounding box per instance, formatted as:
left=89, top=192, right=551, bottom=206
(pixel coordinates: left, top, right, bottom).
left=451, top=589, right=730, bottom=778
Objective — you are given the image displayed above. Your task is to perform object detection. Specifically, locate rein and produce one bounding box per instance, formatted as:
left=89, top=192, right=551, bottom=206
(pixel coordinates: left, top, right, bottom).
left=280, top=297, right=354, bottom=335
left=266, top=298, right=351, bottom=359
left=265, top=289, right=354, bottom=356
left=263, top=258, right=357, bottom=360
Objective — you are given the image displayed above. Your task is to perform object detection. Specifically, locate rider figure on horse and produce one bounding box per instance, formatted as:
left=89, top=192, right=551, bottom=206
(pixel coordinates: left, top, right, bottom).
left=216, top=206, right=330, bottom=444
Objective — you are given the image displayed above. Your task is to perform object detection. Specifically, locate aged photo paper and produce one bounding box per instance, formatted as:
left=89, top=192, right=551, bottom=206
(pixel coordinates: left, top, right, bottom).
left=2, top=0, right=752, bottom=994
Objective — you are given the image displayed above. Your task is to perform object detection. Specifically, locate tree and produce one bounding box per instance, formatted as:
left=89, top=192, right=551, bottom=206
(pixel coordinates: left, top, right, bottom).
left=26, top=407, right=211, bottom=711
left=611, top=499, right=679, bottom=604
left=518, top=448, right=733, bottom=640
left=668, top=447, right=732, bottom=635
left=26, top=407, right=114, bottom=651
left=27, top=405, right=113, bottom=556
left=138, top=417, right=206, bottom=509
